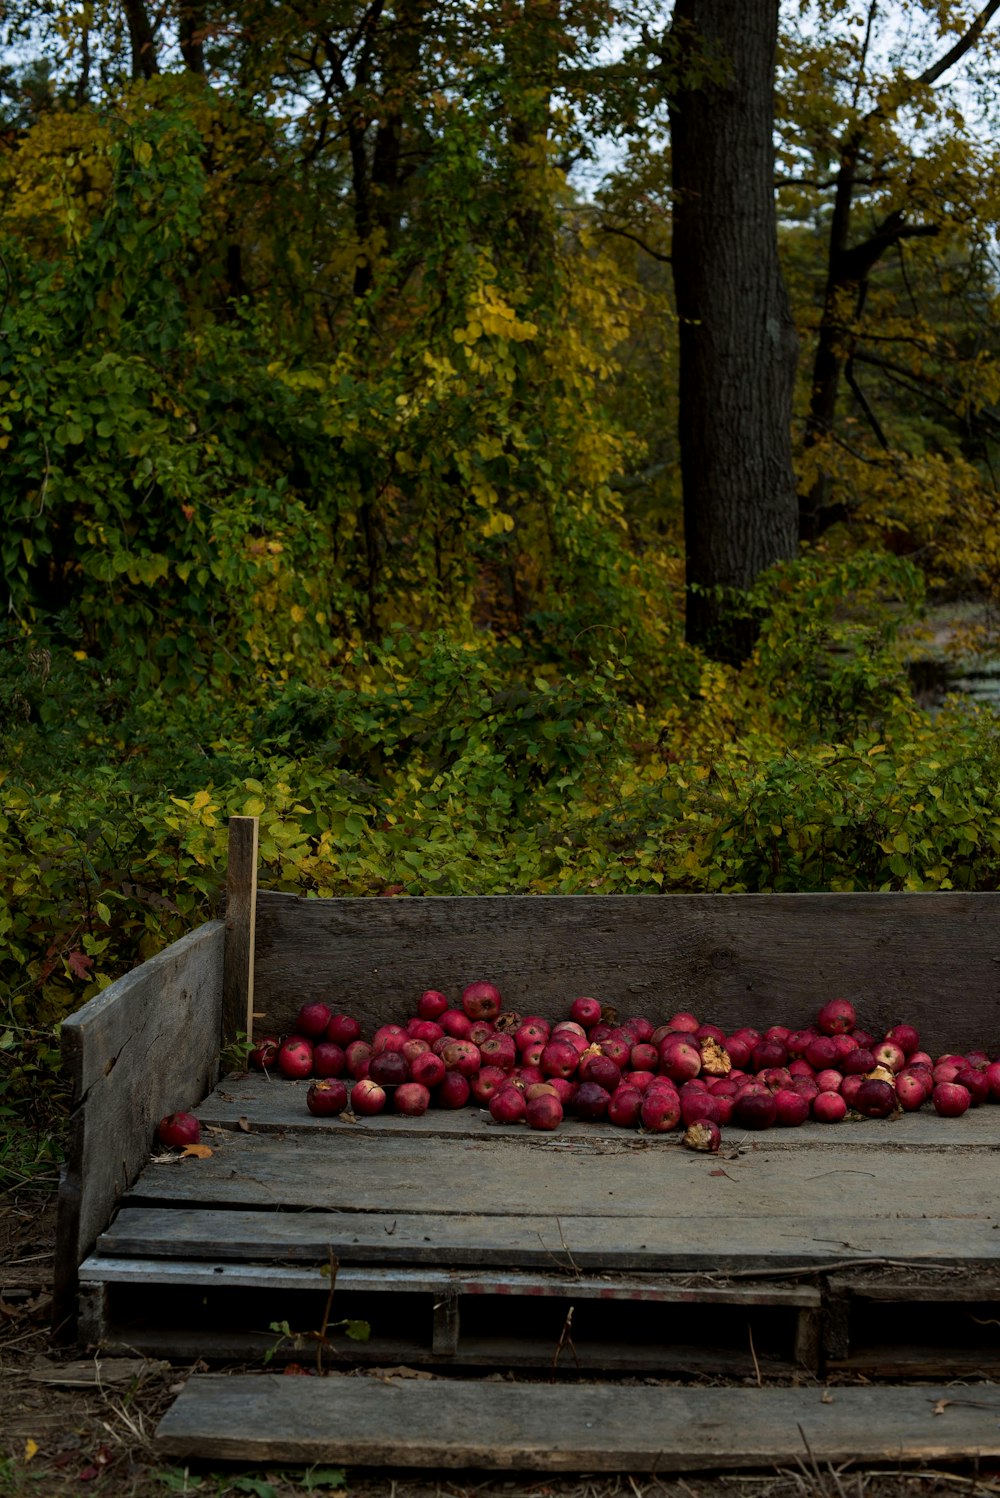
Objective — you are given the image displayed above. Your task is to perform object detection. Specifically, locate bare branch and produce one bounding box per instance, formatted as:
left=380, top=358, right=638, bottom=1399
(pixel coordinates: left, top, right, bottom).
left=597, top=222, right=671, bottom=263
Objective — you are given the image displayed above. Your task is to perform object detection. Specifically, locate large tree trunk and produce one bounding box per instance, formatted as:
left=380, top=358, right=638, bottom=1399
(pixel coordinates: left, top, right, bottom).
left=668, top=0, right=799, bottom=663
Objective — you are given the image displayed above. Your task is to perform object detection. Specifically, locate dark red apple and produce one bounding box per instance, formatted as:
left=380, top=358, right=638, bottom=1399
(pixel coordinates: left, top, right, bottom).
left=461, top=980, right=502, bottom=1022
left=295, top=1001, right=332, bottom=1039
left=307, top=1079, right=348, bottom=1116
left=157, top=1112, right=201, bottom=1147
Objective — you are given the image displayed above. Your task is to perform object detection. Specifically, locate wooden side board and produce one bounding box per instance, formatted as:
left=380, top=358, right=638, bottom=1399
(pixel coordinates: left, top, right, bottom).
left=54, top=920, right=225, bottom=1337
left=251, top=888, right=1000, bottom=1052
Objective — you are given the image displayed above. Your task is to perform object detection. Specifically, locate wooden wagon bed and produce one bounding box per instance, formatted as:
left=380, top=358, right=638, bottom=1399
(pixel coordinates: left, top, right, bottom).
left=54, top=818, right=1000, bottom=1474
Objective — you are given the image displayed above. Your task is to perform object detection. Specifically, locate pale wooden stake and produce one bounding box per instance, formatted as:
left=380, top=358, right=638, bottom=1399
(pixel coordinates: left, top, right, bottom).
left=222, top=815, right=259, bottom=1044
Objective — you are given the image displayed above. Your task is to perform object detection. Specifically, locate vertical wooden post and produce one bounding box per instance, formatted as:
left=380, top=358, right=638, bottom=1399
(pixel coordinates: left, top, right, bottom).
left=223, top=815, right=259, bottom=1045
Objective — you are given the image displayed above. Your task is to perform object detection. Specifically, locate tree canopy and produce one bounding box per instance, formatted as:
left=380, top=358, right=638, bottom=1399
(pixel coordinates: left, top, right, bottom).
left=5, top=1, right=1000, bottom=1125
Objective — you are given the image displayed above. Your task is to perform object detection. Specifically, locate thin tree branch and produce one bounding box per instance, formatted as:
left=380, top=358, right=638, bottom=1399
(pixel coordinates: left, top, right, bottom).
left=597, top=222, right=671, bottom=263
left=917, top=0, right=1000, bottom=89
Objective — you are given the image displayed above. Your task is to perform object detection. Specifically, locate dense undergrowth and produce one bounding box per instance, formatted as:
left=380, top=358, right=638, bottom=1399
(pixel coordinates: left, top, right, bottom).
left=4, top=548, right=1000, bottom=1155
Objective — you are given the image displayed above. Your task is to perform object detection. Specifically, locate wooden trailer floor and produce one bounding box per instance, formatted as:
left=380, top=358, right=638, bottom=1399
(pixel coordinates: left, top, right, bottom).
left=75, top=1076, right=1000, bottom=1471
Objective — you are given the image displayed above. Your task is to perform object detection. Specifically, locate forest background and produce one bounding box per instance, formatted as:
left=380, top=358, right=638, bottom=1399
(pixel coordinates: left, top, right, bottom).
left=3, top=0, right=1000, bottom=1169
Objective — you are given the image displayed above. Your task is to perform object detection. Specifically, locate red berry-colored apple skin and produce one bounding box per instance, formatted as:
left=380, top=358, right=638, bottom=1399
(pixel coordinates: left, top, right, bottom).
left=812, top=1092, right=848, bottom=1123
left=461, top=981, right=502, bottom=1022
left=658, top=1038, right=701, bottom=1082
left=345, top=1040, right=373, bottom=1080
left=955, top=1067, right=989, bottom=1106
left=640, top=1090, right=681, bottom=1133
left=608, top=1087, right=643, bottom=1127
left=409, top=1051, right=447, bottom=1090
left=479, top=1034, right=517, bottom=1072
left=842, top=1047, right=875, bottom=1076
left=278, top=1038, right=314, bottom=1079
left=408, top=1019, right=444, bottom=1044
left=417, top=989, right=450, bottom=1020
left=854, top=1079, right=896, bottom=1119
left=326, top=1013, right=362, bottom=1047
left=574, top=1082, right=611, bottom=1121
left=369, top=1050, right=409, bottom=1088
left=313, top=1042, right=346, bottom=1078
left=441, top=1009, right=474, bottom=1040
left=569, top=996, right=603, bottom=1028
left=436, top=1071, right=471, bottom=1109
left=372, top=1024, right=408, bottom=1055
left=816, top=998, right=856, bottom=1035
left=470, top=1065, right=508, bottom=1105
left=490, top=1087, right=527, bottom=1124
left=667, top=1011, right=700, bottom=1034
left=549, top=1076, right=578, bottom=1109
left=840, top=1074, right=864, bottom=1108
left=541, top=1039, right=580, bottom=1079
left=624, top=1016, right=655, bottom=1044
left=600, top=1034, right=632, bottom=1068
left=895, top=1070, right=928, bottom=1111
left=680, top=1091, right=722, bottom=1127
left=400, top=1037, right=430, bottom=1067
left=526, top=1093, right=563, bottom=1131
left=773, top=1088, right=810, bottom=1127
left=734, top=1092, right=777, bottom=1130
left=296, top=1001, right=332, bottom=1039
left=806, top=1035, right=838, bottom=1070
left=885, top=1024, right=920, bottom=1057
left=724, top=1036, right=753, bottom=1069
left=351, top=1079, right=387, bottom=1116
left=306, top=1079, right=348, bottom=1116
left=440, top=1039, right=482, bottom=1077
left=815, top=1068, right=843, bottom=1093
left=933, top=1082, right=971, bottom=1117
left=249, top=1036, right=280, bottom=1071
left=985, top=1061, right=1000, bottom=1101
left=157, top=1112, right=201, bottom=1147
left=395, top=1082, right=431, bottom=1116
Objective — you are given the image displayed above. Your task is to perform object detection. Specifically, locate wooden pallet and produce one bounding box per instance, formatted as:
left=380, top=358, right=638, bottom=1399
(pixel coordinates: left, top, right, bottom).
left=54, top=817, right=1000, bottom=1471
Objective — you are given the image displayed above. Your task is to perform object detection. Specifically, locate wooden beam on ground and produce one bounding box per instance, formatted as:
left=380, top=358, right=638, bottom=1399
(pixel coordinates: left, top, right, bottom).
left=156, top=1377, right=1000, bottom=1469
left=222, top=816, right=258, bottom=1046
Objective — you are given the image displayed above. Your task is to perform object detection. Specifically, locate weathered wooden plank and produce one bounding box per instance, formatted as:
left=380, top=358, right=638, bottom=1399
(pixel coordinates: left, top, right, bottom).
left=251, top=890, right=1000, bottom=1053
left=79, top=1254, right=821, bottom=1305
left=828, top=1269, right=1000, bottom=1302
left=122, top=1127, right=1000, bottom=1225
left=156, top=1377, right=1000, bottom=1469
left=222, top=816, right=258, bottom=1045
left=200, top=1075, right=1000, bottom=1147
left=54, top=921, right=225, bottom=1337
left=97, top=1205, right=1000, bottom=1272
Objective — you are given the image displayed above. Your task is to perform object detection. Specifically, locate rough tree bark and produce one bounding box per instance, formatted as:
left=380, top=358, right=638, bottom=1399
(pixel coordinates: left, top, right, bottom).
left=668, top=0, right=799, bottom=663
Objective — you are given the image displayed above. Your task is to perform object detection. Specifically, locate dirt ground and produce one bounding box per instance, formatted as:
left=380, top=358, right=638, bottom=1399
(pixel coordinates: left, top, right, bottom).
left=3, top=1186, right=1000, bottom=1498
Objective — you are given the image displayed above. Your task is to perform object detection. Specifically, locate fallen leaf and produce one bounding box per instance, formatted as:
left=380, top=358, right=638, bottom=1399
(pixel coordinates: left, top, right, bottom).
left=67, top=950, right=94, bottom=980
left=237, top=1116, right=252, bottom=1132
left=821, top=1390, right=834, bottom=1404
left=933, top=1398, right=952, bottom=1415
left=180, top=1143, right=213, bottom=1159
left=341, top=1110, right=358, bottom=1124
left=369, top=1365, right=434, bottom=1381
left=24, top=1439, right=38, bottom=1461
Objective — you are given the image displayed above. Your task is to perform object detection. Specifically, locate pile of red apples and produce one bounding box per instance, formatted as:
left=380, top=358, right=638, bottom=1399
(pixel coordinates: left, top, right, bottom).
left=248, top=986, right=1000, bottom=1152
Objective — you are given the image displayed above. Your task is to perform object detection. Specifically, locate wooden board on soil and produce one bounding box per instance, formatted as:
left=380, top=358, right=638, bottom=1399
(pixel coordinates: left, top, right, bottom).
left=156, top=1376, right=1000, bottom=1470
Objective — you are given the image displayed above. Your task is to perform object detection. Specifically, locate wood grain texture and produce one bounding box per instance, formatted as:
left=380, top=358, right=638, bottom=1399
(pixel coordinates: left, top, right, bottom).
left=122, top=1126, right=1000, bottom=1222
left=80, top=1251, right=821, bottom=1305
left=250, top=890, right=1000, bottom=1052
left=156, top=1377, right=1000, bottom=1468
left=222, top=816, right=258, bottom=1044
left=54, top=921, right=225, bottom=1336
left=95, top=1203, right=1000, bottom=1270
